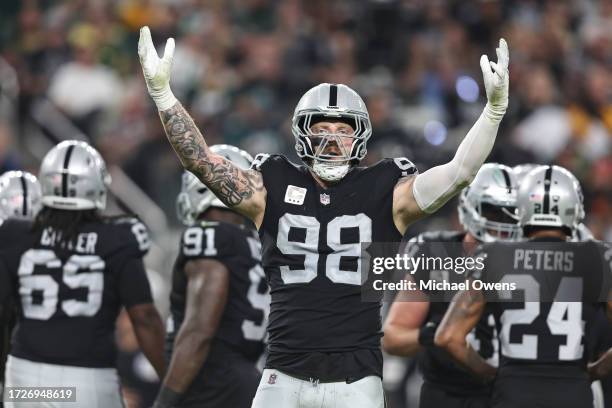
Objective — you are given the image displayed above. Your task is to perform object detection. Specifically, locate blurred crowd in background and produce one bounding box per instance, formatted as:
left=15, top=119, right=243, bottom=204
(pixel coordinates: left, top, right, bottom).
left=0, top=0, right=611, bottom=406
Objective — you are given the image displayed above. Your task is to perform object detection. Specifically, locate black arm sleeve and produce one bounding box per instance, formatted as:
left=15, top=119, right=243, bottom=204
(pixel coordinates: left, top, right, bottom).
left=118, top=257, right=153, bottom=307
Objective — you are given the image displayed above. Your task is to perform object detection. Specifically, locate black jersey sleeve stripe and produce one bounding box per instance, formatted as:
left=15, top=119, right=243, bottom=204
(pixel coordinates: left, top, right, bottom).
left=542, top=165, right=553, bottom=213
left=19, top=175, right=28, bottom=216
left=328, top=84, right=338, bottom=107
left=61, top=144, right=76, bottom=197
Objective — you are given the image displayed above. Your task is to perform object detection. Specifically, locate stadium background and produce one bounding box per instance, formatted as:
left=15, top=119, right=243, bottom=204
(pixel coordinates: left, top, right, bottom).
left=0, top=0, right=611, bottom=406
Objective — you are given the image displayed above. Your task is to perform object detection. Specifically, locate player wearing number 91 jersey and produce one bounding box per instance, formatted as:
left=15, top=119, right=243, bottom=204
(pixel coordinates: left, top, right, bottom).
left=0, top=140, right=166, bottom=408
left=153, top=145, right=269, bottom=408
left=435, top=165, right=612, bottom=408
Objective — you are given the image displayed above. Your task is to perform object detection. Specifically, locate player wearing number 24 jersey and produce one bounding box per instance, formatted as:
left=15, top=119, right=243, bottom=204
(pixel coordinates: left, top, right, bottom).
left=435, top=165, right=612, bottom=408
left=153, top=145, right=269, bottom=408
left=139, top=25, right=510, bottom=407
left=0, top=141, right=166, bottom=408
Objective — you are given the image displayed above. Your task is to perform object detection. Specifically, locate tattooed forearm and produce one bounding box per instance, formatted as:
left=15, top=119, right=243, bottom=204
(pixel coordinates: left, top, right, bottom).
left=159, top=102, right=263, bottom=207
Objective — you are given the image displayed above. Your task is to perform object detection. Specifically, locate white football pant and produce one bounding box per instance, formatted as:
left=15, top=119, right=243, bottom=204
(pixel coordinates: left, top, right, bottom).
left=3, top=356, right=124, bottom=408
left=251, top=368, right=385, bottom=408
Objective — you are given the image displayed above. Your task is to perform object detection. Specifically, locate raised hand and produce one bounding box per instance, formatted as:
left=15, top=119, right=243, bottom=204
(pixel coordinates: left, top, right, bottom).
left=138, top=26, right=177, bottom=110
left=480, top=38, right=509, bottom=114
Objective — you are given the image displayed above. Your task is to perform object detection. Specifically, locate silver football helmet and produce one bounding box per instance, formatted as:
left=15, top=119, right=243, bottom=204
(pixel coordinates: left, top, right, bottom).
left=39, top=140, right=111, bottom=210
left=176, top=144, right=253, bottom=226
left=0, top=171, right=42, bottom=221
left=517, top=165, right=584, bottom=235
left=458, top=163, right=520, bottom=242
left=513, top=163, right=544, bottom=184
left=292, top=83, right=372, bottom=182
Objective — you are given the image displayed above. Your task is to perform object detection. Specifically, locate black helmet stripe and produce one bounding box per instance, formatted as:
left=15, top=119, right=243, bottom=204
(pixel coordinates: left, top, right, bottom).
left=328, top=84, right=338, bottom=107
left=19, top=174, right=28, bottom=216
left=500, top=167, right=512, bottom=194
left=543, top=165, right=553, bottom=213
left=62, top=144, right=76, bottom=197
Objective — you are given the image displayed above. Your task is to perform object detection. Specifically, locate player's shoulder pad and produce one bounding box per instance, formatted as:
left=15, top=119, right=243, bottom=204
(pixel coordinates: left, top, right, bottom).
left=108, top=216, right=152, bottom=255
left=387, top=157, right=418, bottom=178
left=180, top=220, right=242, bottom=260
left=250, top=153, right=290, bottom=172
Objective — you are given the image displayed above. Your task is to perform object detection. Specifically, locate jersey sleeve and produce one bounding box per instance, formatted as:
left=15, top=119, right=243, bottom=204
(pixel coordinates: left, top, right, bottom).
left=113, top=218, right=153, bottom=307
left=388, top=157, right=419, bottom=179
left=112, top=216, right=152, bottom=258
left=179, top=222, right=236, bottom=263
left=597, top=242, right=612, bottom=302
left=118, top=257, right=153, bottom=307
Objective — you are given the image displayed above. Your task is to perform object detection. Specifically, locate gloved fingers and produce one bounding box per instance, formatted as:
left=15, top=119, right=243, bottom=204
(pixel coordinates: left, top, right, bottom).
left=162, top=37, right=175, bottom=65
left=138, top=26, right=158, bottom=61
left=496, top=38, right=509, bottom=70
left=480, top=54, right=491, bottom=78
left=489, top=61, right=505, bottom=81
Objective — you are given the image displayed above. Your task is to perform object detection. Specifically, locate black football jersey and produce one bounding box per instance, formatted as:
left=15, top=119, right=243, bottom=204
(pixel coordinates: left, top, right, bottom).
left=0, top=216, right=153, bottom=368
left=406, top=230, right=496, bottom=395
left=167, top=221, right=269, bottom=362
left=253, top=154, right=417, bottom=381
left=473, top=237, right=611, bottom=377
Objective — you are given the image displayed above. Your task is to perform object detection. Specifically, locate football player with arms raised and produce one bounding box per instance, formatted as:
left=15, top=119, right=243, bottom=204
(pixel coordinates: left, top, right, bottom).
left=435, top=165, right=612, bottom=408
left=383, top=163, right=519, bottom=408
left=139, top=26, right=509, bottom=407
left=0, top=141, right=166, bottom=408
left=153, top=145, right=269, bottom=408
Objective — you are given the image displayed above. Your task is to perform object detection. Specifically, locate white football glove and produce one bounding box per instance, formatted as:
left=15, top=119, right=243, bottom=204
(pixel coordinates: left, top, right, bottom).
left=480, top=38, right=509, bottom=120
left=138, top=26, right=177, bottom=110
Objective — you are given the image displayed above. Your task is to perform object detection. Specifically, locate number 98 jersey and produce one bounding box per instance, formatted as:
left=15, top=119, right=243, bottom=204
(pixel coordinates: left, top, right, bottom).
left=252, top=154, right=417, bottom=381
left=0, top=216, right=152, bottom=368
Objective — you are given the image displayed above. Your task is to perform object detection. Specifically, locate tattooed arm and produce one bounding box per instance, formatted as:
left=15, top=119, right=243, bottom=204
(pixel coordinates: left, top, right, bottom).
left=159, top=103, right=266, bottom=224
left=434, top=288, right=496, bottom=383
left=138, top=27, right=266, bottom=225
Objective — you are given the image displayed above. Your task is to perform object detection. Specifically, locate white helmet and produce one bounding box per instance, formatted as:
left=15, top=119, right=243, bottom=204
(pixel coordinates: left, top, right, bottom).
left=0, top=171, right=42, bottom=221
left=176, top=144, right=253, bottom=226
left=513, top=163, right=544, bottom=185
left=39, top=140, right=111, bottom=210
left=458, top=163, right=520, bottom=242
left=292, top=83, right=372, bottom=182
left=517, top=165, right=584, bottom=235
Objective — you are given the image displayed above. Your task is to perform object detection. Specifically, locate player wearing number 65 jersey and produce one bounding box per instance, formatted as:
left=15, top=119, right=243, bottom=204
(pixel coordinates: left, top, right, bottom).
left=139, top=26, right=510, bottom=407
left=153, top=145, right=269, bottom=408
left=435, top=165, right=612, bottom=408
left=0, top=141, right=166, bottom=408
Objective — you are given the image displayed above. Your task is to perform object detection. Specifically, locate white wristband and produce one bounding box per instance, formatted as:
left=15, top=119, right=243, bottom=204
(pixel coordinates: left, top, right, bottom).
left=150, top=85, right=177, bottom=111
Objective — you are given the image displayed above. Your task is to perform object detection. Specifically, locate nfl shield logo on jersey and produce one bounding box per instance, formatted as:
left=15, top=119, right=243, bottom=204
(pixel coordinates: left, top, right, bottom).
left=320, top=193, right=330, bottom=205
left=268, top=373, right=277, bottom=384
